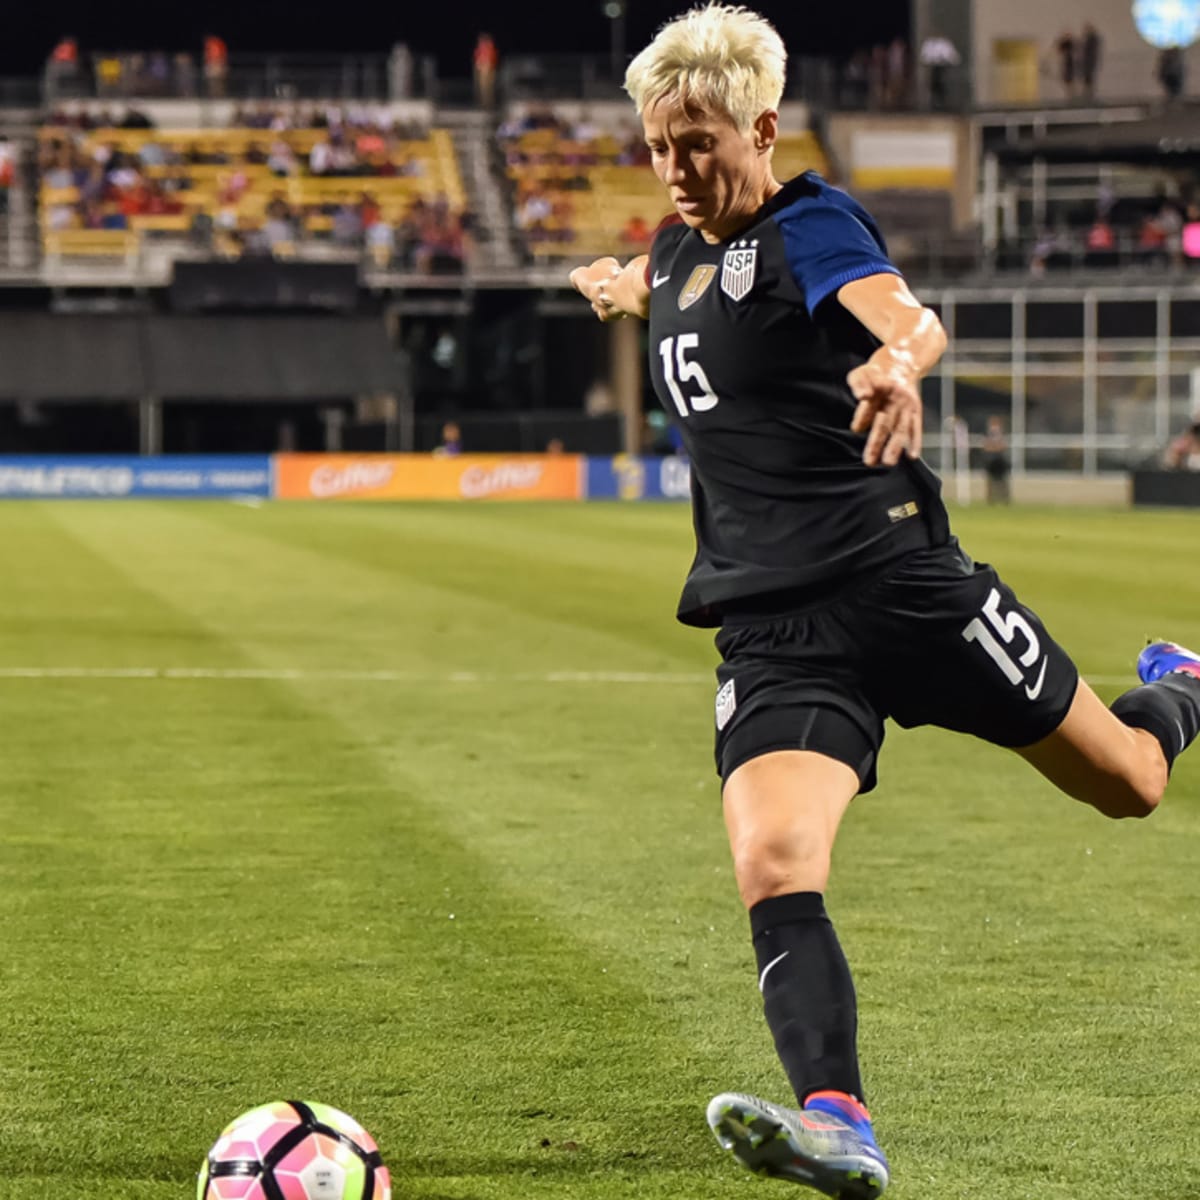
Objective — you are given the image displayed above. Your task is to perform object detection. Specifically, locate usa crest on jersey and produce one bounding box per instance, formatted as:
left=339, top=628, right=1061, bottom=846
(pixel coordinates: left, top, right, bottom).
left=721, top=238, right=758, bottom=301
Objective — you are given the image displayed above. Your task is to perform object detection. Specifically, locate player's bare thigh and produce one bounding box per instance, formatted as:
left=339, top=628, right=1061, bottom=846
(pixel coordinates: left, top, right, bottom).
left=722, top=750, right=861, bottom=908
left=1015, top=677, right=1167, bottom=819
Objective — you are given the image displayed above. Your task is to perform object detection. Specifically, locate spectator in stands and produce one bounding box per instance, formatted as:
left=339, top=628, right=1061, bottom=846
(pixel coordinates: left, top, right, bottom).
left=982, top=416, right=1012, bottom=504
left=46, top=37, right=80, bottom=96
left=267, top=138, right=298, bottom=176
left=841, top=50, right=870, bottom=109
left=1054, top=31, right=1077, bottom=100
left=545, top=437, right=565, bottom=454
left=1029, top=225, right=1072, bottom=276
left=473, top=34, right=499, bottom=110
left=1165, top=416, right=1200, bottom=469
left=433, top=421, right=463, bottom=456
left=203, top=35, right=229, bottom=98
left=1084, top=213, right=1117, bottom=266
left=884, top=37, right=909, bottom=109
left=1137, top=198, right=1182, bottom=267
left=332, top=200, right=363, bottom=247
left=1158, top=46, right=1186, bottom=102
left=621, top=213, right=652, bottom=250
left=309, top=133, right=334, bottom=177
left=174, top=53, right=197, bottom=97
left=918, top=32, right=960, bottom=110
left=0, top=138, right=13, bottom=215
left=147, top=51, right=171, bottom=95
left=261, top=193, right=297, bottom=246
left=95, top=56, right=123, bottom=98
left=1182, top=204, right=1200, bottom=262
left=1080, top=24, right=1102, bottom=99
left=366, top=216, right=395, bottom=266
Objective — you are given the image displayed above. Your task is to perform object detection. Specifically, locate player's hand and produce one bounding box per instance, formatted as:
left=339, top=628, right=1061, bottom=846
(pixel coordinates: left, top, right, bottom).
left=569, top=256, right=627, bottom=322
left=847, top=349, right=924, bottom=466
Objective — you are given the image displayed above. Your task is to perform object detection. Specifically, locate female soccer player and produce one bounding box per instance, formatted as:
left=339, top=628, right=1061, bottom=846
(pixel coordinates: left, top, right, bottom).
left=570, top=6, right=1200, bottom=1198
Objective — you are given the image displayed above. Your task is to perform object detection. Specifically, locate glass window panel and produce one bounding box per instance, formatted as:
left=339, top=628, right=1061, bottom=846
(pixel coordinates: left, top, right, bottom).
left=956, top=303, right=1012, bottom=340
left=1026, top=302, right=1084, bottom=340
left=1171, top=300, right=1200, bottom=338
left=1098, top=301, right=1156, bottom=340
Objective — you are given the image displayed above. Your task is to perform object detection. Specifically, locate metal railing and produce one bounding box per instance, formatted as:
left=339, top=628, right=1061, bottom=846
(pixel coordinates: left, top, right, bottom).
left=914, top=284, right=1200, bottom=476
left=43, top=49, right=437, bottom=104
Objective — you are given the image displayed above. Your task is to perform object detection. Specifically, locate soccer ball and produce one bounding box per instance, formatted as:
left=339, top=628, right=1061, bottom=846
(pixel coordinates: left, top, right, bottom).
left=197, top=1100, right=392, bottom=1200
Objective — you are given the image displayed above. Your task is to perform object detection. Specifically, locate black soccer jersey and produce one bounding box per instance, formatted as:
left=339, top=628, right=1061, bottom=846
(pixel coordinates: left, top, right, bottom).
left=646, top=172, right=951, bottom=627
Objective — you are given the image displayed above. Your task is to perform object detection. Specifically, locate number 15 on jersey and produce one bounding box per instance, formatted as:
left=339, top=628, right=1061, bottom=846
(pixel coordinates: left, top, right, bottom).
left=659, top=334, right=720, bottom=417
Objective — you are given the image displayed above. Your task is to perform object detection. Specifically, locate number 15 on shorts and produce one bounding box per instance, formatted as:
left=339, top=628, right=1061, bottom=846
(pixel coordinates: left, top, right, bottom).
left=961, top=587, right=1048, bottom=701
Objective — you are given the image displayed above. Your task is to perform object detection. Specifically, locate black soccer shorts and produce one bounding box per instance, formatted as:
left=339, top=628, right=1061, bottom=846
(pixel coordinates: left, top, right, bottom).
left=712, top=540, right=1079, bottom=791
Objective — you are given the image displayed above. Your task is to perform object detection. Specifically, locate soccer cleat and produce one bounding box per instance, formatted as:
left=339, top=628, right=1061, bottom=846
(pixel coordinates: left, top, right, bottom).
left=1138, top=641, right=1200, bottom=684
left=706, top=1091, right=889, bottom=1198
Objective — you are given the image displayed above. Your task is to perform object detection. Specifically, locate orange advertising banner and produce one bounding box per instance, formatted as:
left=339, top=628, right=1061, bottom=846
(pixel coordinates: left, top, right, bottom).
left=273, top=454, right=584, bottom=501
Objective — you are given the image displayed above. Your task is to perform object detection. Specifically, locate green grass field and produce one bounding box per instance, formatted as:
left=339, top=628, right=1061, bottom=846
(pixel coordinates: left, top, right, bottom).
left=1, top=500, right=1198, bottom=1200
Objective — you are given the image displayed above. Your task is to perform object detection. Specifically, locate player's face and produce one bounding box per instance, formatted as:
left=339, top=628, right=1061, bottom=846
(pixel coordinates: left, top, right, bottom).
left=643, top=97, right=775, bottom=243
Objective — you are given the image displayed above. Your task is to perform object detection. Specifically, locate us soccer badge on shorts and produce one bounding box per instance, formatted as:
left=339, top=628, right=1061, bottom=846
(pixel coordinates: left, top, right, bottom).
left=715, top=679, right=737, bottom=731
left=721, top=239, right=758, bottom=301
left=679, top=265, right=717, bottom=310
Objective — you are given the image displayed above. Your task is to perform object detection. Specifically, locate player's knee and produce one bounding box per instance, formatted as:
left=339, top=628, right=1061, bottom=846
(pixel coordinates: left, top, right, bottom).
left=730, top=828, right=832, bottom=909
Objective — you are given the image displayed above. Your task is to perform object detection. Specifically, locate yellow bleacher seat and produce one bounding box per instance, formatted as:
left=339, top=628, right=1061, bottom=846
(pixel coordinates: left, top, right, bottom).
left=40, top=123, right=467, bottom=258
left=40, top=185, right=81, bottom=207
left=44, top=228, right=138, bottom=261
left=127, top=214, right=191, bottom=234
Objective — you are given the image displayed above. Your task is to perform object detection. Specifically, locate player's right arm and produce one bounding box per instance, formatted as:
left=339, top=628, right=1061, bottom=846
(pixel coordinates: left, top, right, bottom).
left=569, top=255, right=651, bottom=322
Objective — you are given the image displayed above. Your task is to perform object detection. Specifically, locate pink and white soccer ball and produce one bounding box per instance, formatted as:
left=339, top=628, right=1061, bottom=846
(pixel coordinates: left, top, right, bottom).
left=198, top=1100, right=392, bottom=1200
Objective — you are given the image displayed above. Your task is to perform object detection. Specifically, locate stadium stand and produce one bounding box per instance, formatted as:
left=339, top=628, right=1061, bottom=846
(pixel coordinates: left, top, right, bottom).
left=498, top=103, right=831, bottom=261
left=37, top=105, right=470, bottom=269
left=981, top=108, right=1200, bottom=273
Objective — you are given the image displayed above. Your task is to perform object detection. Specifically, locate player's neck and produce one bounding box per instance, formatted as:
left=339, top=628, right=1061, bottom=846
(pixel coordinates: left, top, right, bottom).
left=699, top=175, right=783, bottom=244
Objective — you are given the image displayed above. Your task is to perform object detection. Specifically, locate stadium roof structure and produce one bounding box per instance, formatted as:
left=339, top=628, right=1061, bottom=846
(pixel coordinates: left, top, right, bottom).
left=993, top=107, right=1200, bottom=165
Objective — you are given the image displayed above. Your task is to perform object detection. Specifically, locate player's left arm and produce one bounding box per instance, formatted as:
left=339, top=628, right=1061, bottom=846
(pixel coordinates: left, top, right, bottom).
left=836, top=273, right=947, bottom=467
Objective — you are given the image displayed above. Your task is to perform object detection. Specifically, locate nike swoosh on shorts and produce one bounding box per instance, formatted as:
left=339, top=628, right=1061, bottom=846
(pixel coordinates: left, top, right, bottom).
left=1025, top=657, right=1048, bottom=701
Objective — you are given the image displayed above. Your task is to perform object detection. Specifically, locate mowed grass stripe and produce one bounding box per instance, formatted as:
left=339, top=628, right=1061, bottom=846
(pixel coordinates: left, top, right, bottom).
left=0, top=502, right=1198, bottom=1199
left=0, top=675, right=749, bottom=1196
left=39, top=501, right=706, bottom=673
left=0, top=502, right=748, bottom=1198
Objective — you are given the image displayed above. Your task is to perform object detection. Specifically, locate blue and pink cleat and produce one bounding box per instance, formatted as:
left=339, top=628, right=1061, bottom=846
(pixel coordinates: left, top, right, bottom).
left=706, top=1089, right=889, bottom=1198
left=1138, top=642, right=1200, bottom=684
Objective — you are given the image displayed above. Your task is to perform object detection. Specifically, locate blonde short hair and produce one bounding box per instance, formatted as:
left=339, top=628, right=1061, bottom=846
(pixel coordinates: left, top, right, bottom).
left=624, top=4, right=786, bottom=132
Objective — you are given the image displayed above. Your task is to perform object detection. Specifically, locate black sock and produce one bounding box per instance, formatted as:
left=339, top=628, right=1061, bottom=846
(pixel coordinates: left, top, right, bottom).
left=749, top=891, right=864, bottom=1106
left=1112, top=675, right=1200, bottom=772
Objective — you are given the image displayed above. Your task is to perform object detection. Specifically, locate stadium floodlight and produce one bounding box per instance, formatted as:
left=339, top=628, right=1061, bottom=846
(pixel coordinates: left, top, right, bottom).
left=1133, top=0, right=1200, bottom=47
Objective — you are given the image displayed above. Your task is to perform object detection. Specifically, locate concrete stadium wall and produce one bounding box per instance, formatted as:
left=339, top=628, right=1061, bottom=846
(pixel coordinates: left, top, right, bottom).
left=945, top=471, right=1132, bottom=506
left=972, top=0, right=1200, bottom=103
left=824, top=113, right=976, bottom=228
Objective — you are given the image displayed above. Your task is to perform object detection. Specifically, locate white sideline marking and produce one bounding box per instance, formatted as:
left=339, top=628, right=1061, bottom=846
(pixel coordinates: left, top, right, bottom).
left=0, top=666, right=712, bottom=684
left=0, top=667, right=1136, bottom=688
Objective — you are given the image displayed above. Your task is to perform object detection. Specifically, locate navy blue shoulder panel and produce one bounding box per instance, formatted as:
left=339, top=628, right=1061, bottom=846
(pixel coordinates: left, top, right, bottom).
left=770, top=173, right=901, bottom=315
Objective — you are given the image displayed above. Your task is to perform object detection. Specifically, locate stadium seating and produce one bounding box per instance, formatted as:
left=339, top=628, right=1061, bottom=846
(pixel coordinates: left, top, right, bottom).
left=37, top=120, right=467, bottom=266
left=502, top=117, right=831, bottom=261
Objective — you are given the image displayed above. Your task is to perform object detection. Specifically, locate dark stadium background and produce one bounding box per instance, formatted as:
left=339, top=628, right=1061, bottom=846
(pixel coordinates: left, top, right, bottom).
left=0, top=2, right=909, bottom=74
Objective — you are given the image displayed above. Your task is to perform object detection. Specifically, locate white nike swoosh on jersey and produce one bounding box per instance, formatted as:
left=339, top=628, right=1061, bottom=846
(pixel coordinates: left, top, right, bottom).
left=1025, top=657, right=1049, bottom=701
left=758, top=951, right=790, bottom=993
left=1176, top=719, right=1187, bottom=754
left=652, top=271, right=671, bottom=287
